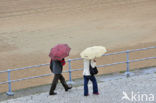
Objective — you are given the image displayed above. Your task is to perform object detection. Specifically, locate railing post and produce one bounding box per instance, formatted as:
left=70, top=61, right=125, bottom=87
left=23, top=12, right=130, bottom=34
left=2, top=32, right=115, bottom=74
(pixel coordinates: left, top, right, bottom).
left=124, top=50, right=131, bottom=77
left=67, top=59, right=74, bottom=85
left=6, top=69, right=14, bottom=96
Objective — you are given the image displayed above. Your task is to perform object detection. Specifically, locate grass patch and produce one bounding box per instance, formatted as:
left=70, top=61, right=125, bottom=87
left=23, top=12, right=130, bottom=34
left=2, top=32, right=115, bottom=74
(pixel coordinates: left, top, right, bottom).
left=119, top=70, right=126, bottom=73
left=134, top=65, right=156, bottom=70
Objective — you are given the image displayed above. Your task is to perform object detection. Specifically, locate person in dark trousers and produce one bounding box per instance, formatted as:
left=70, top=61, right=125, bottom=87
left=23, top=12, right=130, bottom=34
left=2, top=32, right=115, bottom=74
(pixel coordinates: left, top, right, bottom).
left=83, top=59, right=99, bottom=96
left=49, top=58, right=72, bottom=95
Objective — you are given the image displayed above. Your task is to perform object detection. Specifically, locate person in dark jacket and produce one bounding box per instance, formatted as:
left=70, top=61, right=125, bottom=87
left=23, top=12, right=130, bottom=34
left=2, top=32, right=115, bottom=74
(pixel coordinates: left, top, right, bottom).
left=49, top=58, right=72, bottom=95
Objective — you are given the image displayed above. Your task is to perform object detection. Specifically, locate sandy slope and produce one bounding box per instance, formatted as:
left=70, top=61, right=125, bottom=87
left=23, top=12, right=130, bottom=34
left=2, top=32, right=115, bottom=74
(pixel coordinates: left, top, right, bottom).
left=0, top=0, right=156, bottom=92
left=0, top=0, right=156, bottom=69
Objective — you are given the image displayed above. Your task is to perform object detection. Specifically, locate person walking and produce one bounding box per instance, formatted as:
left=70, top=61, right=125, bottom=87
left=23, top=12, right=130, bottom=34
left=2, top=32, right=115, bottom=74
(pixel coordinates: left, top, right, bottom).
left=49, top=58, right=72, bottom=95
left=80, top=46, right=106, bottom=96
left=83, top=59, right=99, bottom=96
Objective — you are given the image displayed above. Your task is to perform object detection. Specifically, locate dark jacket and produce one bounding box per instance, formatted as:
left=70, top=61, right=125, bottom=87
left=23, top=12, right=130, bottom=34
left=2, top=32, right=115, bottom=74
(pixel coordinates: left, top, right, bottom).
left=50, top=60, right=63, bottom=74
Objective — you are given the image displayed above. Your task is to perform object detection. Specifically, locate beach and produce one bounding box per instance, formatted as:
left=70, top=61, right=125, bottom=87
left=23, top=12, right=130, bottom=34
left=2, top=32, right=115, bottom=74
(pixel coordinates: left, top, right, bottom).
left=0, top=0, right=156, bottom=92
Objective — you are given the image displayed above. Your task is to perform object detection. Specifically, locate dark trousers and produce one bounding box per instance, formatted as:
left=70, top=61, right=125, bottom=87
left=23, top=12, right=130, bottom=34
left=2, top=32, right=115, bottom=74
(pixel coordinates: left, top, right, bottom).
left=84, top=75, right=98, bottom=95
left=49, top=74, right=68, bottom=93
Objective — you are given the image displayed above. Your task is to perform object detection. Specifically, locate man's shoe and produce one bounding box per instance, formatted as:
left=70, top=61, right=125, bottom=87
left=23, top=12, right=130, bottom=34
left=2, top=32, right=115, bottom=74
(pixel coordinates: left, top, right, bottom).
left=84, top=94, right=89, bottom=96
left=49, top=92, right=57, bottom=95
left=65, top=86, right=72, bottom=91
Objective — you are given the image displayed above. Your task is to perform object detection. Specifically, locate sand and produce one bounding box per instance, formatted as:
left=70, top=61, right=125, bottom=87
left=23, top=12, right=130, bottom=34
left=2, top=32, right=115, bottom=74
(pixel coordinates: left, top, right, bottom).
left=0, top=0, right=156, bottom=92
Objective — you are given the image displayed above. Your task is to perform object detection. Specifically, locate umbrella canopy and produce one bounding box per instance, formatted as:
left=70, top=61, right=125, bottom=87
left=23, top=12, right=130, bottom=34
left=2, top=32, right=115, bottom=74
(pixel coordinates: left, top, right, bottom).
left=49, top=44, right=71, bottom=60
left=80, top=46, right=107, bottom=60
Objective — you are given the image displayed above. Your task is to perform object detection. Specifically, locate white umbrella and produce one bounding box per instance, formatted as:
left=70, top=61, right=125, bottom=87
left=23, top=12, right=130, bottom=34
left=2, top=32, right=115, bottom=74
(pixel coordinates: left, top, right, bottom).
left=80, top=46, right=107, bottom=60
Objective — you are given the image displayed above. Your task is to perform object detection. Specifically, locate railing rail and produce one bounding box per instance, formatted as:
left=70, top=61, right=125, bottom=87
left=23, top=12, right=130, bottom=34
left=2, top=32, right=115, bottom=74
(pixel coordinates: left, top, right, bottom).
left=0, top=46, right=156, bottom=96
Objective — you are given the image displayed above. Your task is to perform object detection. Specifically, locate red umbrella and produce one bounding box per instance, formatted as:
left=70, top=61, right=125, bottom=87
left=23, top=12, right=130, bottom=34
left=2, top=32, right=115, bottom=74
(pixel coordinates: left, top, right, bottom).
left=49, top=44, right=71, bottom=60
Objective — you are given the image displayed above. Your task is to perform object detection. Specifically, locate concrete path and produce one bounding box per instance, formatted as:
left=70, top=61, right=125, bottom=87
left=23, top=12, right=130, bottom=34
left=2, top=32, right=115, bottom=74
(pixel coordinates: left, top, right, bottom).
left=1, top=70, right=156, bottom=103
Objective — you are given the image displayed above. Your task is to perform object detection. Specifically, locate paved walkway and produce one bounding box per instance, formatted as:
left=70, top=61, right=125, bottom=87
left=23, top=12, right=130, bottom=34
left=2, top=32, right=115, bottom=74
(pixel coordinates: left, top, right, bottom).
left=1, top=69, right=156, bottom=103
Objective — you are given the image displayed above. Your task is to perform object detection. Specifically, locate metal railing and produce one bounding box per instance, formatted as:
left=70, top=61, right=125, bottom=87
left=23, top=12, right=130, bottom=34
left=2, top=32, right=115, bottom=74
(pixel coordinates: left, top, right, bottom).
left=0, top=46, right=156, bottom=96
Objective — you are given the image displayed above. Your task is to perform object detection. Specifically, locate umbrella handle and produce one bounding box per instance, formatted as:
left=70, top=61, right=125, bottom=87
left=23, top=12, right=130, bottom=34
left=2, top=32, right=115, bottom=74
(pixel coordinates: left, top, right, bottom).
left=93, top=59, right=96, bottom=62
